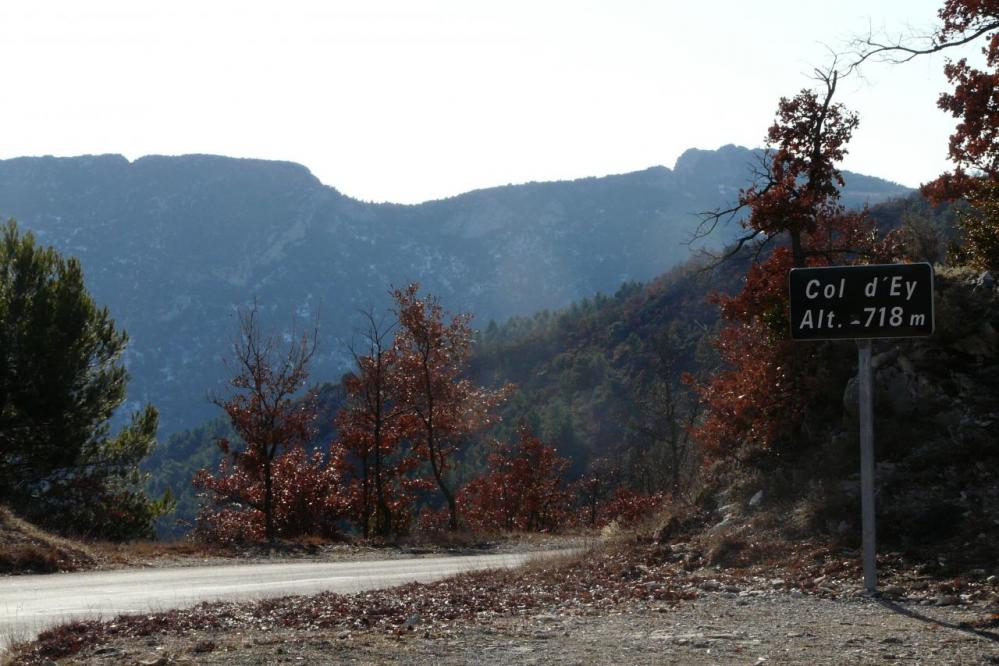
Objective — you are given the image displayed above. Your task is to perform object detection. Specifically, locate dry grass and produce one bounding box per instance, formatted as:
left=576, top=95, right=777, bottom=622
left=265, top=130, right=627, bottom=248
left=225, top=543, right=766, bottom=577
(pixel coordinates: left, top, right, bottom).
left=87, top=538, right=230, bottom=565
left=0, top=508, right=235, bottom=574
left=0, top=506, right=96, bottom=574
left=399, top=528, right=494, bottom=551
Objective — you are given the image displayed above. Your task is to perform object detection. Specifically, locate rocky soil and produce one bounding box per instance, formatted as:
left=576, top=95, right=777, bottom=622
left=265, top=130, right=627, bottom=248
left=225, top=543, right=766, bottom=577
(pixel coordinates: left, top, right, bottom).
left=26, top=588, right=999, bottom=665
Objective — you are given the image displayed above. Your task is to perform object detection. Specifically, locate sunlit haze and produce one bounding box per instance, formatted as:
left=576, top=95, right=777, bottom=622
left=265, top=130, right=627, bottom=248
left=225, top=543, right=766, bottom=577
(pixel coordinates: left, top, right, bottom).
left=0, top=0, right=966, bottom=203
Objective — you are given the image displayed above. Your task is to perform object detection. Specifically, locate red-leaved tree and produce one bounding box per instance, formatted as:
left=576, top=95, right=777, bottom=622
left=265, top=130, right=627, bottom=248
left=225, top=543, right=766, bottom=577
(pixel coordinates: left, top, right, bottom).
left=691, top=72, right=900, bottom=458
left=459, top=427, right=573, bottom=533
left=193, top=445, right=350, bottom=545
left=392, top=284, right=512, bottom=530
left=338, top=311, right=431, bottom=537
left=923, top=2, right=999, bottom=269
left=196, top=303, right=323, bottom=546
left=595, top=487, right=666, bottom=528
left=853, top=2, right=999, bottom=269
left=574, top=457, right=618, bottom=528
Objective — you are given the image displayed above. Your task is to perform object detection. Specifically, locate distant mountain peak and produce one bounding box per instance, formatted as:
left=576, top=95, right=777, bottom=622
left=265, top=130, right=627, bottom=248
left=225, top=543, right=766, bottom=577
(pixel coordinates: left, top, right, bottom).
left=673, top=144, right=757, bottom=176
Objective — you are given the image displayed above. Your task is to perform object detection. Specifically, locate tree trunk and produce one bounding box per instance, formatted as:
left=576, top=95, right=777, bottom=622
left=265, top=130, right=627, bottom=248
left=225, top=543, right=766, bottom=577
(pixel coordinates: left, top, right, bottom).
left=791, top=229, right=806, bottom=268
left=670, top=443, right=680, bottom=494
left=373, top=426, right=393, bottom=538
left=426, top=428, right=458, bottom=530
left=264, top=457, right=276, bottom=548
left=446, top=489, right=458, bottom=531
left=669, top=418, right=680, bottom=494
left=360, top=455, right=370, bottom=538
left=420, top=360, right=458, bottom=531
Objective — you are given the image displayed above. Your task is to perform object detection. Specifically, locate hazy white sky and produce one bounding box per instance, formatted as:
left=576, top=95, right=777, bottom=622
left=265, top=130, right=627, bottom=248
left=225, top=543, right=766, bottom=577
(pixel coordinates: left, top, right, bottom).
left=0, top=1, right=969, bottom=203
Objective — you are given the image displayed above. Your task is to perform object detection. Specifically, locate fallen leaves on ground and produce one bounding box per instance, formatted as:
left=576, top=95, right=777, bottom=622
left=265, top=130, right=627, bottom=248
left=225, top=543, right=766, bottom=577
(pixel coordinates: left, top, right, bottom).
left=13, top=533, right=999, bottom=664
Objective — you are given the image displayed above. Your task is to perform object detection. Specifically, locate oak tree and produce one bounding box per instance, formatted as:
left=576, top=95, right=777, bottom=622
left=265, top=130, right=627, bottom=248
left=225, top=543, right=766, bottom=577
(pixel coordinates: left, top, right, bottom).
left=459, top=427, right=572, bottom=533
left=698, top=68, right=862, bottom=269
left=193, top=443, right=349, bottom=544
left=338, top=309, right=421, bottom=538
left=391, top=284, right=511, bottom=530
left=207, top=302, right=318, bottom=546
left=691, top=75, right=900, bottom=457
left=853, top=1, right=999, bottom=268
left=928, top=2, right=999, bottom=269
left=574, top=457, right=617, bottom=528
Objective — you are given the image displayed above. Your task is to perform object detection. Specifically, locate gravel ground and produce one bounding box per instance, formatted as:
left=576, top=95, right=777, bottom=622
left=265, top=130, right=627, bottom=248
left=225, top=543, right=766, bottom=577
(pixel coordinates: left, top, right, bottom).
left=55, top=590, right=999, bottom=665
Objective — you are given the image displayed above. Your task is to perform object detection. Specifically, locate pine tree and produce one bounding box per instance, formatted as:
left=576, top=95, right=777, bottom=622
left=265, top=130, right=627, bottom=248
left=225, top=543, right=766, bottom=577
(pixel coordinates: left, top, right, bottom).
left=0, top=219, right=171, bottom=539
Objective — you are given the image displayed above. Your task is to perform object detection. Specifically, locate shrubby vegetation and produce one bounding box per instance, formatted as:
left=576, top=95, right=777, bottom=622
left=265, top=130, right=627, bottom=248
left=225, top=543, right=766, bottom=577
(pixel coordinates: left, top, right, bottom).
left=455, top=427, right=573, bottom=534
left=192, top=282, right=682, bottom=544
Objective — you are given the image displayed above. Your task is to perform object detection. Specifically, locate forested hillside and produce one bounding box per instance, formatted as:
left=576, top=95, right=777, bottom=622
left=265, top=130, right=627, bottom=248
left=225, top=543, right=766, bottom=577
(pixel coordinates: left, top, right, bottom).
left=149, top=242, right=745, bottom=535
left=0, top=146, right=907, bottom=435
left=152, top=191, right=970, bottom=539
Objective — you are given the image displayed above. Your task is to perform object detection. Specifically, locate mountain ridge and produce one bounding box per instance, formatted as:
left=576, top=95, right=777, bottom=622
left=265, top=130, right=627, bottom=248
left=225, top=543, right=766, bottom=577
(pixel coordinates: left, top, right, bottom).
left=0, top=145, right=910, bottom=435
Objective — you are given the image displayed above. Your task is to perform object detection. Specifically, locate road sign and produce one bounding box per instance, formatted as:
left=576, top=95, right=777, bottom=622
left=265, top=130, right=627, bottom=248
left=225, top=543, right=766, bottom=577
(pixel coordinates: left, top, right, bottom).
left=788, top=263, right=934, bottom=341
left=788, top=262, right=935, bottom=594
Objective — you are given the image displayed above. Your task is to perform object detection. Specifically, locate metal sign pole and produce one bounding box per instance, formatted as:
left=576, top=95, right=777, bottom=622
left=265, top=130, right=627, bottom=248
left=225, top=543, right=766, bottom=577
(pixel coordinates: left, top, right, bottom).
left=857, top=339, right=877, bottom=593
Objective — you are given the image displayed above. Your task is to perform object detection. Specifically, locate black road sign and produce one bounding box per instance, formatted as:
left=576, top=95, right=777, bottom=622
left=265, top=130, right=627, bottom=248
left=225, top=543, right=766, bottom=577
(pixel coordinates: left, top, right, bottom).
left=789, top=263, right=935, bottom=341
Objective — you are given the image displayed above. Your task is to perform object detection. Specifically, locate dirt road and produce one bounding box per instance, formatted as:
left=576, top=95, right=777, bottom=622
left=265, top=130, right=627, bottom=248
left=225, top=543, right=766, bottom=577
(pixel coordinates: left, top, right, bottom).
left=0, top=551, right=553, bottom=645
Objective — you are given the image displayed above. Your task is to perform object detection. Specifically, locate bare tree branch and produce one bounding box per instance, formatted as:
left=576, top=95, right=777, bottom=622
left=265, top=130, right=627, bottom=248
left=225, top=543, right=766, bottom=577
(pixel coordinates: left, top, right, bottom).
left=845, top=20, right=999, bottom=74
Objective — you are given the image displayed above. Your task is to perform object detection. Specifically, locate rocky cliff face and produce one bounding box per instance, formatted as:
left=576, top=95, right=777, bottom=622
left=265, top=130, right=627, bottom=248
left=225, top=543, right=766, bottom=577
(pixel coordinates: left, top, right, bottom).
left=0, top=147, right=909, bottom=435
